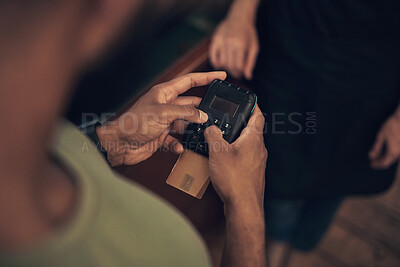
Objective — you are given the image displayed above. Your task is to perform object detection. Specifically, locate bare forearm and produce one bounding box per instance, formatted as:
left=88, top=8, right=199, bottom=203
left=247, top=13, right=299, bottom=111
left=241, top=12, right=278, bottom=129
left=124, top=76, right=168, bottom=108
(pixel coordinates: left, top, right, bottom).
left=227, top=0, right=260, bottom=23
left=221, top=200, right=267, bottom=267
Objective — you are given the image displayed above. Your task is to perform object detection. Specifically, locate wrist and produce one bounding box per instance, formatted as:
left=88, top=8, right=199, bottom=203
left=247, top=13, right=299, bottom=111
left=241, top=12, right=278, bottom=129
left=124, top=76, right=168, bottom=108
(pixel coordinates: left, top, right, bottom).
left=224, top=193, right=264, bottom=217
left=224, top=199, right=265, bottom=230
left=227, top=0, right=259, bottom=24
left=79, top=121, right=108, bottom=160
left=96, top=122, right=126, bottom=165
left=96, top=122, right=120, bottom=150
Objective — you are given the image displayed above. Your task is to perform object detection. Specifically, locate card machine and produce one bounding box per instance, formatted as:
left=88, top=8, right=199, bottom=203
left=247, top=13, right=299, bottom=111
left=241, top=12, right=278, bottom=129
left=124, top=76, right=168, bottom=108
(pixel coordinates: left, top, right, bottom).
left=182, top=79, right=257, bottom=156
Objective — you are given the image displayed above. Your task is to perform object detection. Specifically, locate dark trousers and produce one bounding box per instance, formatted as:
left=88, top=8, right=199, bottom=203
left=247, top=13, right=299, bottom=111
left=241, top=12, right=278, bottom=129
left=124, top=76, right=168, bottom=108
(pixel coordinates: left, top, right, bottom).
left=265, top=197, right=342, bottom=251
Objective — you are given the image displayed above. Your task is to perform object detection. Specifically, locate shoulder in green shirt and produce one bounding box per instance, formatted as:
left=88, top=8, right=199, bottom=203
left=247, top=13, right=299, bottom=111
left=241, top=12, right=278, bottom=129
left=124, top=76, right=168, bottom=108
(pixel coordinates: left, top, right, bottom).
left=0, top=121, right=211, bottom=267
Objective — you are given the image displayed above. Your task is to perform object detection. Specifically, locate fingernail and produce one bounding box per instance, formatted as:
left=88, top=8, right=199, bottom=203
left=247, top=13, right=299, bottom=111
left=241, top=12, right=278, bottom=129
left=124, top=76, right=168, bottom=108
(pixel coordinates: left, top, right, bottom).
left=199, top=110, right=208, bottom=122
left=175, top=143, right=184, bottom=153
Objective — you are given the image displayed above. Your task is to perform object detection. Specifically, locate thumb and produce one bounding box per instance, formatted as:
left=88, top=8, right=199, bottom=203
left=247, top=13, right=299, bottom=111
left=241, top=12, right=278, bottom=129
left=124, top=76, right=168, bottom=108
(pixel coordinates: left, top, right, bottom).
left=369, top=133, right=385, bottom=160
left=204, top=126, right=230, bottom=154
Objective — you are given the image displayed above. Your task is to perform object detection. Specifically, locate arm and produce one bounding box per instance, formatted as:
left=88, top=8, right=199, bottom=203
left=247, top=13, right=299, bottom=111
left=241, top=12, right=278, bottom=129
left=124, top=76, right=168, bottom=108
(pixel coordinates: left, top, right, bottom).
left=209, top=0, right=260, bottom=79
left=223, top=200, right=266, bottom=267
left=204, top=106, right=268, bottom=267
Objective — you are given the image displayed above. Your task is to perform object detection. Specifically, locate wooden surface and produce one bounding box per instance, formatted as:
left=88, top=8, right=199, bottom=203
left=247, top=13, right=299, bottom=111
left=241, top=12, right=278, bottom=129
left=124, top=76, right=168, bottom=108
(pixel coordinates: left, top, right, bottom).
left=285, top=169, right=400, bottom=267
left=114, top=37, right=400, bottom=266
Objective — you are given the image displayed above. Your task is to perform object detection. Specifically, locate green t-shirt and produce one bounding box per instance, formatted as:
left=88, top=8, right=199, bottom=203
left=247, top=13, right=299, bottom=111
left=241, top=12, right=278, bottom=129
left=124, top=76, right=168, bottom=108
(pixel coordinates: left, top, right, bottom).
left=0, top=121, right=211, bottom=267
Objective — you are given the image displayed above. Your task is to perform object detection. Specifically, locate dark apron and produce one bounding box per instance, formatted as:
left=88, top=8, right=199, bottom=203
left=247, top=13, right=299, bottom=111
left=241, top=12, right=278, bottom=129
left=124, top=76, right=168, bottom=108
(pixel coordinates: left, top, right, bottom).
left=255, top=0, right=400, bottom=198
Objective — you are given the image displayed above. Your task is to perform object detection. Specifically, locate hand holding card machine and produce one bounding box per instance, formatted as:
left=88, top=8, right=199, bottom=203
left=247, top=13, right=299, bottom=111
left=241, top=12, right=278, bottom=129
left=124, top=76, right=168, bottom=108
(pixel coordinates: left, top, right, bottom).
left=167, top=79, right=257, bottom=199
left=182, top=79, right=258, bottom=156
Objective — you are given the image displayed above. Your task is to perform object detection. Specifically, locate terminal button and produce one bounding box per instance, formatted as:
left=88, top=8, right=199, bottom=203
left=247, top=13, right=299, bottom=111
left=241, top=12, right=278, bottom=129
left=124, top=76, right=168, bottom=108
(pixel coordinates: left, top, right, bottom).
left=221, top=130, right=230, bottom=136
left=213, top=118, right=221, bottom=125
left=222, top=123, right=232, bottom=129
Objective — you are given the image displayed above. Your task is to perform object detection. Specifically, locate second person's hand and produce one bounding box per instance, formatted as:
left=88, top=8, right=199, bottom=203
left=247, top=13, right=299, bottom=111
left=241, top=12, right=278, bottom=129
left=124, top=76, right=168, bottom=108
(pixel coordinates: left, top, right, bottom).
left=204, top=105, right=267, bottom=208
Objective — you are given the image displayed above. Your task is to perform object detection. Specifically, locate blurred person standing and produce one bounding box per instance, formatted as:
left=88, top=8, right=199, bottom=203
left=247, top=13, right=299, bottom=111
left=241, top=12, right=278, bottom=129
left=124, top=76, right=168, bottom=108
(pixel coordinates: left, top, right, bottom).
left=210, top=0, right=400, bottom=263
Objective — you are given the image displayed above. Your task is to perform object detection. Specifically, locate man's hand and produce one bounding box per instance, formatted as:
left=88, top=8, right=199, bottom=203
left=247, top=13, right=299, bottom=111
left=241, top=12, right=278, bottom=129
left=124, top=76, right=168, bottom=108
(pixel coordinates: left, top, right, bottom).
left=369, top=109, right=400, bottom=169
left=204, top=105, right=267, bottom=207
left=204, top=105, right=267, bottom=267
left=97, top=71, right=227, bottom=166
left=209, top=0, right=260, bottom=80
